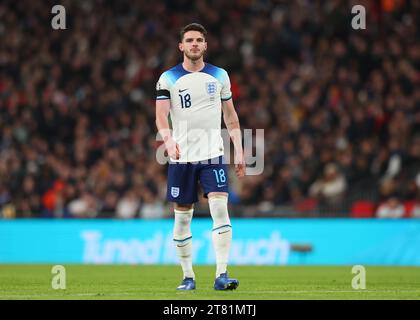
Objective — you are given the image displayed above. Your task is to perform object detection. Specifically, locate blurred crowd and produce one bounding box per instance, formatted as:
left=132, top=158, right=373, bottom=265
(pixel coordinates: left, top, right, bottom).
left=0, top=0, right=419, bottom=218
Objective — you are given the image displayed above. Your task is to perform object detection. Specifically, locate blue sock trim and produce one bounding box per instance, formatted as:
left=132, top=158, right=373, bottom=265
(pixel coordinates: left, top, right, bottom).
left=173, top=236, right=192, bottom=243
left=212, top=224, right=232, bottom=232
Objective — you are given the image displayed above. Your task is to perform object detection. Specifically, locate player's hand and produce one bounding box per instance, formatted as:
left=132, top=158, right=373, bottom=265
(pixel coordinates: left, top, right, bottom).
left=165, top=138, right=181, bottom=160
left=234, top=153, right=245, bottom=178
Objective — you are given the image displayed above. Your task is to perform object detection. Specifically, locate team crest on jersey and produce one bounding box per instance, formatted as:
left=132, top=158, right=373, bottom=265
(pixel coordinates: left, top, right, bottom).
left=206, top=82, right=217, bottom=96
left=171, top=187, right=180, bottom=198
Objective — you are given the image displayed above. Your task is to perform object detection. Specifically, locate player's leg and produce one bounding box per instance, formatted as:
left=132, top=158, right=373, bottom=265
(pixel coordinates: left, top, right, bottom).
left=167, top=161, right=199, bottom=290
left=208, top=192, right=231, bottom=277
left=173, top=203, right=196, bottom=290
left=199, top=156, right=238, bottom=290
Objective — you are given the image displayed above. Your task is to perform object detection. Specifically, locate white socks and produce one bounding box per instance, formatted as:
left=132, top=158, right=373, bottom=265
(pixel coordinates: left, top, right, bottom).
left=174, top=197, right=231, bottom=280
left=209, top=196, right=232, bottom=277
left=173, top=209, right=195, bottom=279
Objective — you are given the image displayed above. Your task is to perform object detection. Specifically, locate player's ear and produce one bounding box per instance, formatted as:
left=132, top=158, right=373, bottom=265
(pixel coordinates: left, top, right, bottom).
left=179, top=42, right=184, bottom=52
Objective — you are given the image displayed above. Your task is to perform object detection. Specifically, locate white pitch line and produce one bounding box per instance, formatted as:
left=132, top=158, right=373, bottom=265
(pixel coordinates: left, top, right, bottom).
left=236, top=290, right=420, bottom=294
left=0, top=292, right=138, bottom=298
left=0, top=290, right=419, bottom=298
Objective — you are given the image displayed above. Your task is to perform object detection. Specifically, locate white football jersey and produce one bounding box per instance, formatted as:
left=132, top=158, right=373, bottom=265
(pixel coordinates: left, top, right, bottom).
left=156, top=63, right=232, bottom=162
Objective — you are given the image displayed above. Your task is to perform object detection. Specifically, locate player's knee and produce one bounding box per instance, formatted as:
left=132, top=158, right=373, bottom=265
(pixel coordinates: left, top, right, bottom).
left=174, top=203, right=194, bottom=211
left=173, top=208, right=193, bottom=240
left=208, top=195, right=231, bottom=229
left=208, top=192, right=228, bottom=198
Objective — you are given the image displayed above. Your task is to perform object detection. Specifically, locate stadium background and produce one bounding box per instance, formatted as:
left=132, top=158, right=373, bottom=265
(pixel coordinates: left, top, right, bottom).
left=0, top=0, right=419, bottom=267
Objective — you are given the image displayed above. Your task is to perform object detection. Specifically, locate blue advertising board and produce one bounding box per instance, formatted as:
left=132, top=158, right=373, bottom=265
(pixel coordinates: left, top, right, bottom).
left=0, top=219, right=419, bottom=265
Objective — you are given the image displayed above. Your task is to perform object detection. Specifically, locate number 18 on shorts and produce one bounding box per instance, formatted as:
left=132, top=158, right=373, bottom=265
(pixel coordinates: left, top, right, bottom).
left=167, top=156, right=229, bottom=204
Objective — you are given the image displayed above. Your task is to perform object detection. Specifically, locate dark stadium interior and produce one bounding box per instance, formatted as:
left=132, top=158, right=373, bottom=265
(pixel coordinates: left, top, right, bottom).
left=0, top=0, right=419, bottom=219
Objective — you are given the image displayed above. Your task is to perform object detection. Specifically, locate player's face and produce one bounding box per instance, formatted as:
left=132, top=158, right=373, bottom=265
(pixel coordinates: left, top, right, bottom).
left=179, top=31, right=207, bottom=61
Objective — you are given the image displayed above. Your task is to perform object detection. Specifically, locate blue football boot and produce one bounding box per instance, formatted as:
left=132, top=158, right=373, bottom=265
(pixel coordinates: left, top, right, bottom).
left=214, top=272, right=239, bottom=290
left=176, top=277, right=196, bottom=291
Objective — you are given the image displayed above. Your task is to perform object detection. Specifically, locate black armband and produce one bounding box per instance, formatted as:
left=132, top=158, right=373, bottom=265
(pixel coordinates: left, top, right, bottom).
left=156, top=90, right=171, bottom=100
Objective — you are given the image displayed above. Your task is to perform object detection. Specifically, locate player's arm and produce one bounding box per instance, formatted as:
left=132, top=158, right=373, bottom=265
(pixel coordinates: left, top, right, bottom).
left=155, top=99, right=180, bottom=160
left=222, top=99, right=245, bottom=178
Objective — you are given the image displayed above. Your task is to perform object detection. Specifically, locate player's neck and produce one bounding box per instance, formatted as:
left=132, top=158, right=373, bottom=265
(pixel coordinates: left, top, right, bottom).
left=182, top=59, right=205, bottom=72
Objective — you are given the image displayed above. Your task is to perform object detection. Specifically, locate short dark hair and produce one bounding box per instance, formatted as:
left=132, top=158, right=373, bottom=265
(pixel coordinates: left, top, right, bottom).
left=180, top=23, right=207, bottom=42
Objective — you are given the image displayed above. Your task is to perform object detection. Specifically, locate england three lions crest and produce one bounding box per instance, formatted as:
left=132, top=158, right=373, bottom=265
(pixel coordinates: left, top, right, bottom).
left=206, top=82, right=217, bottom=96
left=171, top=187, right=180, bottom=198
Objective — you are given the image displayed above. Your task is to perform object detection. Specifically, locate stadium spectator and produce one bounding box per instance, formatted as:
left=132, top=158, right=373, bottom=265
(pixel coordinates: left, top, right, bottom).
left=376, top=196, right=405, bottom=218
left=139, top=189, right=166, bottom=219
left=116, top=190, right=140, bottom=219
left=412, top=204, right=420, bottom=218
left=0, top=0, right=419, bottom=218
left=67, top=192, right=100, bottom=218
left=309, top=163, right=348, bottom=215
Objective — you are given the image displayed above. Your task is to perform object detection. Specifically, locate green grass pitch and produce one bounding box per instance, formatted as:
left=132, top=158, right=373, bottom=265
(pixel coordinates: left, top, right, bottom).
left=0, top=265, right=419, bottom=300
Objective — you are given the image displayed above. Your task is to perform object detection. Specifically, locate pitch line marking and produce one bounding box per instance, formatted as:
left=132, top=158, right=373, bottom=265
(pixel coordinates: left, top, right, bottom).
left=0, top=289, right=419, bottom=298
